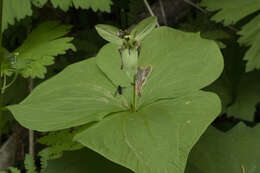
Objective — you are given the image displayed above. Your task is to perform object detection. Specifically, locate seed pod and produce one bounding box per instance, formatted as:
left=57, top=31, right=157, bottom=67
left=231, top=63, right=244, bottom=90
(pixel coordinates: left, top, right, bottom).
left=121, top=48, right=139, bottom=79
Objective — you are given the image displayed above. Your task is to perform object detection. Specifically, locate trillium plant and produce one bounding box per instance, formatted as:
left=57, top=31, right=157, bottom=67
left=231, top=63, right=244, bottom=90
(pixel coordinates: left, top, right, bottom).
left=9, top=17, right=224, bottom=173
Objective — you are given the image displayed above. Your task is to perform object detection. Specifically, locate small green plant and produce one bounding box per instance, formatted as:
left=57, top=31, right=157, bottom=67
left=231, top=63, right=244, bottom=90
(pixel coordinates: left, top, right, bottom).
left=96, top=16, right=157, bottom=111
left=2, top=0, right=260, bottom=172
left=37, top=126, right=86, bottom=160
left=8, top=17, right=223, bottom=173
left=0, top=153, right=47, bottom=173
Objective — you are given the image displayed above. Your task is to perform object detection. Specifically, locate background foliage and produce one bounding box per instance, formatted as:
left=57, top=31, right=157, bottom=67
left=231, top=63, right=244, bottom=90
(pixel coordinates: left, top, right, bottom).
left=1, top=0, right=260, bottom=173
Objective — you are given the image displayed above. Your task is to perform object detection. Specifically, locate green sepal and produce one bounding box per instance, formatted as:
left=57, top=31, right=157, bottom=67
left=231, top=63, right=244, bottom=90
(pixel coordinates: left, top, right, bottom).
left=130, top=16, right=157, bottom=42
left=95, top=24, right=123, bottom=45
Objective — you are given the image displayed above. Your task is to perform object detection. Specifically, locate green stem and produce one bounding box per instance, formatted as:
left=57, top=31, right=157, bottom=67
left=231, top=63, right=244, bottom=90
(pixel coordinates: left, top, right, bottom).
left=143, top=0, right=160, bottom=27
left=132, top=75, right=136, bottom=112
left=1, top=73, right=6, bottom=94
left=1, top=72, right=17, bottom=93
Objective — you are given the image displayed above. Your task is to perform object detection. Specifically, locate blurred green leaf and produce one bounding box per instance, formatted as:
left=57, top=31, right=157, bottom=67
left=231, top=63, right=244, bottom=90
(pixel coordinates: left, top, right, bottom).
left=44, top=148, right=133, bottom=173
left=15, top=21, right=75, bottom=79
left=127, top=0, right=144, bottom=24
left=38, top=126, right=85, bottom=160
left=238, top=14, right=260, bottom=72
left=200, top=0, right=260, bottom=25
left=31, top=0, right=48, bottom=7
left=3, top=0, right=32, bottom=32
left=179, top=13, right=232, bottom=49
left=3, top=0, right=113, bottom=32
left=49, top=0, right=113, bottom=12
left=186, top=123, right=260, bottom=173
left=204, top=74, right=233, bottom=113
left=227, top=71, right=260, bottom=121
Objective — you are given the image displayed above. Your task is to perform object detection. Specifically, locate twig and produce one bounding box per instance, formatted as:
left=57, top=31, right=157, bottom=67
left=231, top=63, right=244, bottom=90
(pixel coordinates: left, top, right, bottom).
left=143, top=0, right=156, bottom=17
left=28, top=78, right=34, bottom=158
left=159, top=0, right=167, bottom=25
left=183, top=0, right=207, bottom=14
left=143, top=0, right=160, bottom=27
left=183, top=0, right=238, bottom=32
left=240, top=164, right=246, bottom=173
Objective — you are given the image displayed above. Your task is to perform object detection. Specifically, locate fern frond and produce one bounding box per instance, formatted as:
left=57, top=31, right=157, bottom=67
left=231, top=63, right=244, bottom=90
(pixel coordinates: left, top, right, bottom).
left=24, top=154, right=37, bottom=173
left=38, top=149, right=49, bottom=173
left=8, top=167, right=21, bottom=173
left=38, top=126, right=85, bottom=160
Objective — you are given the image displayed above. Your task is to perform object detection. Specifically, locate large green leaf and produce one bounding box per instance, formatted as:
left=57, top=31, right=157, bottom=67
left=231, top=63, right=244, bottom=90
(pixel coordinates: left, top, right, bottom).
left=227, top=71, right=260, bottom=121
left=186, top=123, right=260, bottom=173
left=200, top=0, right=260, bottom=26
left=96, top=44, right=131, bottom=86
left=75, top=91, right=220, bottom=173
left=8, top=58, right=129, bottom=131
left=95, top=43, right=133, bottom=106
left=9, top=26, right=223, bottom=173
left=15, top=21, right=75, bottom=79
left=45, top=148, right=132, bottom=173
left=137, top=27, right=223, bottom=107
